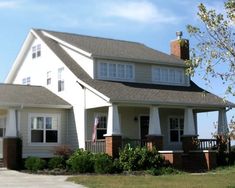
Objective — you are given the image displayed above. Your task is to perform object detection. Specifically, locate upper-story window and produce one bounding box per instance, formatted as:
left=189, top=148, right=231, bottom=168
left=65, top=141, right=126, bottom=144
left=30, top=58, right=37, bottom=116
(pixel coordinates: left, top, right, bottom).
left=58, top=67, right=64, bottom=92
left=32, top=44, right=41, bottom=59
left=22, top=77, right=31, bottom=85
left=98, top=62, right=134, bottom=81
left=47, top=71, right=52, bottom=85
left=152, top=66, right=186, bottom=85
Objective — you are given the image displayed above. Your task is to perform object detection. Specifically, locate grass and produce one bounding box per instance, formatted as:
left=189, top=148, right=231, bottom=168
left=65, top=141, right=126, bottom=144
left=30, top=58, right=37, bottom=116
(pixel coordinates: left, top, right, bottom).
left=67, top=166, right=235, bottom=188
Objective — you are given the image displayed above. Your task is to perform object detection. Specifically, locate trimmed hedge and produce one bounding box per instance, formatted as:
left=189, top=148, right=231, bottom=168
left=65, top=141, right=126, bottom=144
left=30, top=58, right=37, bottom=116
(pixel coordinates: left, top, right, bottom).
left=25, top=157, right=46, bottom=172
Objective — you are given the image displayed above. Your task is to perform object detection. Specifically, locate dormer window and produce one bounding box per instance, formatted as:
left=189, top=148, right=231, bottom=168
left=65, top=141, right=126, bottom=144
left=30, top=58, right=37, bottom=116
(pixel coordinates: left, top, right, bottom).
left=98, top=62, right=134, bottom=81
left=152, top=66, right=186, bottom=85
left=32, top=44, right=41, bottom=59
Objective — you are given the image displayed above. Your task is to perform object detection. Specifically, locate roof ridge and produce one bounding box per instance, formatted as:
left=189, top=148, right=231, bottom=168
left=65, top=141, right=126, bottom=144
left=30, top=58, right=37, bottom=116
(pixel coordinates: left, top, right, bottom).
left=34, top=28, right=145, bottom=46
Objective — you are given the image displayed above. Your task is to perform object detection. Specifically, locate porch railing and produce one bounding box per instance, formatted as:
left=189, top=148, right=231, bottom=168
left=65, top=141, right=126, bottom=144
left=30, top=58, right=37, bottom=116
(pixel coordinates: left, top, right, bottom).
left=198, top=139, right=218, bottom=150
left=85, top=140, right=106, bottom=153
left=121, top=139, right=147, bottom=149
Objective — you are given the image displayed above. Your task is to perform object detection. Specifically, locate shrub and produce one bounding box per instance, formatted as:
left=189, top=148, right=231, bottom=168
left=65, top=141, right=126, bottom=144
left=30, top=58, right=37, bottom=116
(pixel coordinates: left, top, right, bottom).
left=94, top=153, right=114, bottom=174
left=67, top=149, right=94, bottom=173
left=146, top=167, right=181, bottom=176
left=25, top=157, right=46, bottom=172
left=54, top=145, right=73, bottom=159
left=119, top=144, right=164, bottom=171
left=48, top=156, right=65, bottom=169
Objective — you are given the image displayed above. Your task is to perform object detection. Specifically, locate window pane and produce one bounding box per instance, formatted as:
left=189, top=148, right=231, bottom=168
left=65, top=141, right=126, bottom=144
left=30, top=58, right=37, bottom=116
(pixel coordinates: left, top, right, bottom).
left=109, top=64, right=116, bottom=78
left=100, top=63, right=107, bottom=77
left=153, top=68, right=161, bottom=81
left=169, top=69, right=175, bottom=82
left=0, top=128, right=4, bottom=137
left=170, top=130, right=179, bottom=142
left=126, top=65, right=133, bottom=79
left=31, top=130, right=43, bottom=142
left=46, top=130, right=58, bottom=142
left=58, top=80, right=64, bottom=92
left=31, top=117, right=44, bottom=129
left=46, top=117, right=52, bottom=129
left=117, top=64, right=125, bottom=78
left=161, top=68, right=168, bottom=82
left=97, top=116, right=107, bottom=128
left=97, top=130, right=106, bottom=140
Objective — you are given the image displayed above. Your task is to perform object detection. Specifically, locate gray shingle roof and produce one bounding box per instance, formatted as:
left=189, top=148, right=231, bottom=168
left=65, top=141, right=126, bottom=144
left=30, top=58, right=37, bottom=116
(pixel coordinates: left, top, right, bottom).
left=34, top=29, right=234, bottom=109
left=41, top=29, right=184, bottom=66
left=0, top=84, right=71, bottom=108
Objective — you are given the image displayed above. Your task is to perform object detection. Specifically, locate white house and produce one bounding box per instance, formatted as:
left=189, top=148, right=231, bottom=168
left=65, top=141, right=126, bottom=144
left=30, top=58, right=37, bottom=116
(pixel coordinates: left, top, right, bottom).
left=1, top=29, right=234, bottom=170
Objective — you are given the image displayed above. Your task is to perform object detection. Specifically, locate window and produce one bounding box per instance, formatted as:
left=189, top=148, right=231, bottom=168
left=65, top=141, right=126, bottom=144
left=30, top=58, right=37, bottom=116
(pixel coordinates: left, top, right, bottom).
left=30, top=114, right=59, bottom=143
left=98, top=62, right=134, bottom=81
left=0, top=117, right=6, bottom=137
left=96, top=114, right=107, bottom=140
left=152, top=66, right=186, bottom=85
left=169, top=117, right=184, bottom=142
left=47, top=71, right=52, bottom=85
left=22, top=77, right=31, bottom=85
left=58, top=67, right=64, bottom=92
left=32, top=44, right=41, bottom=59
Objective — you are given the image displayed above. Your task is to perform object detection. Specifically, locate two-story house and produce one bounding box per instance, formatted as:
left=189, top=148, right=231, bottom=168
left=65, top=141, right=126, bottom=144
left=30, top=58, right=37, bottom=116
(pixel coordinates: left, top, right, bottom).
left=1, top=29, right=234, bottom=170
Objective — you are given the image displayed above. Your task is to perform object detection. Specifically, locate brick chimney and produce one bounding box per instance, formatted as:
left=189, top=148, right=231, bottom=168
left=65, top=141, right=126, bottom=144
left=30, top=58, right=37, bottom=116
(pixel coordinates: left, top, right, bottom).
left=170, top=31, right=189, bottom=60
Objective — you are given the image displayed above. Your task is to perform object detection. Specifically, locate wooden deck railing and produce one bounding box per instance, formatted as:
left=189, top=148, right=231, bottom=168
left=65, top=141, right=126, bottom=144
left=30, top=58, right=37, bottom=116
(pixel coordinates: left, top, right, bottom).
left=121, top=139, right=147, bottom=149
left=198, top=139, right=218, bottom=150
left=85, top=140, right=106, bottom=153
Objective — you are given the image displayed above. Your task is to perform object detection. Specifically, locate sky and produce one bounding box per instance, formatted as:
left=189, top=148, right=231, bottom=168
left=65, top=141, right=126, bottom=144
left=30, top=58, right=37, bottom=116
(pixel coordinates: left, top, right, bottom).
left=0, top=0, right=234, bottom=140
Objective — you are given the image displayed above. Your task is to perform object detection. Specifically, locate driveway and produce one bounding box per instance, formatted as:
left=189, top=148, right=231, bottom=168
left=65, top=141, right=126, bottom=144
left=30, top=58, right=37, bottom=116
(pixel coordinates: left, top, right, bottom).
left=0, top=168, right=85, bottom=188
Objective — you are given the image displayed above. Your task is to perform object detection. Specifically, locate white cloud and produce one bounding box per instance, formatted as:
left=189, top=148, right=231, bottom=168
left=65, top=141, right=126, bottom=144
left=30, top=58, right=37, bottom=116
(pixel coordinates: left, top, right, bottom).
left=0, top=0, right=21, bottom=9
left=105, top=0, right=179, bottom=24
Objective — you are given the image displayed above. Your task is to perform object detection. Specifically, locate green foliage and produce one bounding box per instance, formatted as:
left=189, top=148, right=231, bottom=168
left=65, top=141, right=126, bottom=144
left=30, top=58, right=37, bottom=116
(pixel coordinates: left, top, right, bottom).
left=67, top=149, right=94, bottom=173
left=186, top=0, right=235, bottom=96
left=24, top=157, right=46, bottom=172
left=48, top=156, right=66, bottom=169
left=94, top=153, right=114, bottom=174
left=119, top=144, right=164, bottom=171
left=146, top=167, right=182, bottom=176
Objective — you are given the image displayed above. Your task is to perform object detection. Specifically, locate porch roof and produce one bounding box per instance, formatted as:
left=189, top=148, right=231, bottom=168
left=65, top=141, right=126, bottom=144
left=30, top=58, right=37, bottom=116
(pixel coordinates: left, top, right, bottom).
left=0, top=84, right=71, bottom=108
left=34, top=30, right=234, bottom=109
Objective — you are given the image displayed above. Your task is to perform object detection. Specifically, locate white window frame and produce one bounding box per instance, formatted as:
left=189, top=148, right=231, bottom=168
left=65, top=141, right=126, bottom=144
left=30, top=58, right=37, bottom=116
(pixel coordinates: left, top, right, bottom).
left=98, top=62, right=134, bottom=81
left=168, top=116, right=184, bottom=143
left=28, top=113, right=61, bottom=146
left=32, top=44, right=41, bottom=59
left=0, top=116, right=6, bottom=138
left=22, top=77, right=31, bottom=85
left=94, top=113, right=107, bottom=140
left=47, top=71, right=52, bottom=85
left=152, top=66, right=186, bottom=85
left=58, top=67, right=64, bottom=92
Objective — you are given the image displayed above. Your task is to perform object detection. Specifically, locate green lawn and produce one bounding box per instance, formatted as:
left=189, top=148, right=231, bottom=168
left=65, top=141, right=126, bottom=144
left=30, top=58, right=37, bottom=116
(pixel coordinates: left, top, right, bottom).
left=67, top=166, right=235, bottom=188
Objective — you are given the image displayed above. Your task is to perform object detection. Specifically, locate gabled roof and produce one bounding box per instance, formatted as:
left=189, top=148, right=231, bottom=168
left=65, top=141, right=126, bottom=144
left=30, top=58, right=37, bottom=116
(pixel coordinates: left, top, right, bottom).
left=0, top=84, right=71, bottom=108
left=39, top=29, right=185, bottom=66
left=33, top=29, right=234, bottom=109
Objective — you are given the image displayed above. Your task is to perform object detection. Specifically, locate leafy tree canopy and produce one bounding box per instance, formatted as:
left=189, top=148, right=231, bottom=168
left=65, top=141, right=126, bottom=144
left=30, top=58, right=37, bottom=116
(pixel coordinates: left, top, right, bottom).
left=186, top=0, right=235, bottom=96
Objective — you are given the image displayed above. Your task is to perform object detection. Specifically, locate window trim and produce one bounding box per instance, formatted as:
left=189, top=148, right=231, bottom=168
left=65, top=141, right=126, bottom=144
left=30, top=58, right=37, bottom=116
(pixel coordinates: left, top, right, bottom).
left=152, top=66, right=187, bottom=86
left=168, top=116, right=184, bottom=143
left=28, top=113, right=61, bottom=146
left=98, top=61, right=135, bottom=81
left=94, top=113, right=107, bottom=140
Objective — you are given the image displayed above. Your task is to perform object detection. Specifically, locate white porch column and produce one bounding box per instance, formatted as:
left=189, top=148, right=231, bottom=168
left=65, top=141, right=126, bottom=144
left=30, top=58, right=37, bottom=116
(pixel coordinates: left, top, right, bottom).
left=5, top=109, right=17, bottom=137
left=217, top=108, right=228, bottom=135
left=148, top=106, right=161, bottom=135
left=106, top=105, right=121, bottom=136
left=183, top=108, right=196, bottom=135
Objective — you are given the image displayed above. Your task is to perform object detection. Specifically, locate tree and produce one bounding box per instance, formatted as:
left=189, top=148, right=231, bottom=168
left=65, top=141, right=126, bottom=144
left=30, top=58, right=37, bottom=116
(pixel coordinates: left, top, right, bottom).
left=186, top=0, right=235, bottom=96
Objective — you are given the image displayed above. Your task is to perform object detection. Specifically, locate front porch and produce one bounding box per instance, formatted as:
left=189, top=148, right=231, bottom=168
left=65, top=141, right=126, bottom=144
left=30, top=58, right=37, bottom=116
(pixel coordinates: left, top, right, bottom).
left=84, top=104, right=230, bottom=170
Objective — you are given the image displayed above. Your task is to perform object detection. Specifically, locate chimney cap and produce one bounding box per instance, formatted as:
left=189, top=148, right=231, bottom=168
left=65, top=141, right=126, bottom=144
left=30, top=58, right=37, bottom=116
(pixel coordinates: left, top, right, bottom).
left=176, top=31, right=183, bottom=39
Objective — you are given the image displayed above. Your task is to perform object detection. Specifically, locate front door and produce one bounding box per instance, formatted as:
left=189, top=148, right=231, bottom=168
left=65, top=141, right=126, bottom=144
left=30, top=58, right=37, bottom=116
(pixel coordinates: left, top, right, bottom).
left=140, top=116, right=149, bottom=140
left=0, top=117, right=6, bottom=158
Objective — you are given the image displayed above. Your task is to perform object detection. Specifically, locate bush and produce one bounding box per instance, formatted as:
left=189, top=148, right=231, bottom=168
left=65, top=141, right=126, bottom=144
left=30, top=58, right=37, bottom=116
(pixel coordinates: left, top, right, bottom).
left=54, top=145, right=73, bottom=159
left=146, top=167, right=181, bottom=176
left=48, top=156, right=66, bottom=169
left=94, top=153, right=114, bottom=174
left=67, top=149, right=94, bottom=173
left=119, top=144, right=164, bottom=171
left=25, top=157, right=46, bottom=172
